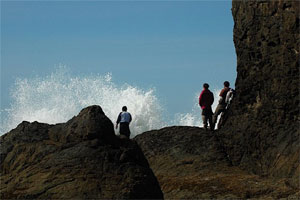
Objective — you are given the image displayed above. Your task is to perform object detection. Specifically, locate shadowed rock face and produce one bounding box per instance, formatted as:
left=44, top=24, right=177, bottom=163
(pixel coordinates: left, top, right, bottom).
left=220, top=0, right=299, bottom=182
left=0, top=105, right=163, bottom=199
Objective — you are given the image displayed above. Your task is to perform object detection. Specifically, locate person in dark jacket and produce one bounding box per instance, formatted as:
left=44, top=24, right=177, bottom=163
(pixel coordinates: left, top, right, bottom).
left=199, top=83, right=214, bottom=131
left=116, top=106, right=132, bottom=138
left=213, top=81, right=230, bottom=129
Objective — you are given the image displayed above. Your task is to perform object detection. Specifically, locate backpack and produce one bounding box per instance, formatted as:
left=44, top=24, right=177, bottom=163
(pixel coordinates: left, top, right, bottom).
left=225, top=88, right=235, bottom=105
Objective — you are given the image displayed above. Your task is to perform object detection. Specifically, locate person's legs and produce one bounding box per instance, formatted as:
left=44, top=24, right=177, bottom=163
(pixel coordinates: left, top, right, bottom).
left=208, top=114, right=213, bottom=131
left=213, top=104, right=225, bottom=128
left=120, top=122, right=130, bottom=138
left=213, top=104, right=221, bottom=123
left=218, top=104, right=231, bottom=129
left=202, top=108, right=210, bottom=130
left=217, top=111, right=226, bottom=129
left=202, top=114, right=208, bottom=130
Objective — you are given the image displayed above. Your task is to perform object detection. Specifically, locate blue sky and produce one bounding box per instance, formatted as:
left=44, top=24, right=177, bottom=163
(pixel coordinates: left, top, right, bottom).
left=1, top=0, right=236, bottom=118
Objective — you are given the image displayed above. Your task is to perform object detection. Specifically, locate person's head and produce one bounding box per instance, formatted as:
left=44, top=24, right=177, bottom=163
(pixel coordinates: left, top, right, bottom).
left=122, top=106, right=127, bottom=112
left=203, top=83, right=209, bottom=89
left=224, top=81, right=230, bottom=87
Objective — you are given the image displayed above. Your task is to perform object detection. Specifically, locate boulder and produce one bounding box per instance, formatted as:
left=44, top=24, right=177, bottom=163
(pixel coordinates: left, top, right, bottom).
left=0, top=105, right=163, bottom=199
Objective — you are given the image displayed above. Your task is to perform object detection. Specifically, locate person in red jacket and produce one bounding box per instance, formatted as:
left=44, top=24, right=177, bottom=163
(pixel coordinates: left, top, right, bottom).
left=199, top=83, right=214, bottom=131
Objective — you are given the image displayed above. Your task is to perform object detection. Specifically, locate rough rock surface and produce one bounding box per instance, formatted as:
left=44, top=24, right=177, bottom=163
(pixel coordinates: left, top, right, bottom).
left=220, top=0, right=300, bottom=183
left=1, top=1, right=299, bottom=199
left=134, top=1, right=299, bottom=198
left=135, top=0, right=300, bottom=199
left=135, top=126, right=299, bottom=199
left=0, top=105, right=163, bottom=199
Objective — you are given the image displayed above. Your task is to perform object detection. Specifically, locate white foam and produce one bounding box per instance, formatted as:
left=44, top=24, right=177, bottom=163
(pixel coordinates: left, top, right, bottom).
left=0, top=66, right=222, bottom=137
left=172, top=89, right=221, bottom=128
left=0, top=67, right=165, bottom=137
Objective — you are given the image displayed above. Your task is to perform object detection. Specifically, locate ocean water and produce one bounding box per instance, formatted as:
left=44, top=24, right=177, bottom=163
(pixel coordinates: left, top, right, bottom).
left=0, top=67, right=221, bottom=138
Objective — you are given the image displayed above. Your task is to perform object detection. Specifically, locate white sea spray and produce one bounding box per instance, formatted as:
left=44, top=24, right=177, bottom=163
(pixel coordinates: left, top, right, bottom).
left=0, top=67, right=223, bottom=137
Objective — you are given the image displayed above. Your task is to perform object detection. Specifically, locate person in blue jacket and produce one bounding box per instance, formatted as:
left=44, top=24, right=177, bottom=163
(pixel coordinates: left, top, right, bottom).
left=116, top=106, right=132, bottom=138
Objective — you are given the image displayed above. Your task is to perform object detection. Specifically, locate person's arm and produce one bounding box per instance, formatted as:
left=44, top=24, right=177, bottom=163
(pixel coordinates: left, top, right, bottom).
left=199, top=91, right=203, bottom=107
left=129, top=113, right=132, bottom=123
left=199, top=95, right=202, bottom=106
left=218, top=89, right=225, bottom=103
left=116, top=113, right=121, bottom=129
left=219, top=88, right=225, bottom=97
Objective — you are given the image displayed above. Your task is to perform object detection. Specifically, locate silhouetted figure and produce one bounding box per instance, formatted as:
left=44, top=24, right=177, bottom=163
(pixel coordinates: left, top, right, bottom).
left=116, top=106, right=132, bottom=138
left=199, top=83, right=214, bottom=131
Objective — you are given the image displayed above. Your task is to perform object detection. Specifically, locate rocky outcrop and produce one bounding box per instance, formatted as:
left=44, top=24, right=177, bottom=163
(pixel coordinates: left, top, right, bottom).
left=135, top=126, right=299, bottom=199
left=220, top=0, right=299, bottom=183
left=134, top=1, right=300, bottom=198
left=0, top=105, right=163, bottom=199
left=1, top=1, right=299, bottom=199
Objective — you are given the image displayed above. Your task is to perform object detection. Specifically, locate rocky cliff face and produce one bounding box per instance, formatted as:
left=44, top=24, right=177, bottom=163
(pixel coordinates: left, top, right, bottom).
left=0, top=106, right=163, bottom=199
left=134, top=1, right=299, bottom=198
left=220, top=0, right=299, bottom=181
left=1, top=1, right=299, bottom=199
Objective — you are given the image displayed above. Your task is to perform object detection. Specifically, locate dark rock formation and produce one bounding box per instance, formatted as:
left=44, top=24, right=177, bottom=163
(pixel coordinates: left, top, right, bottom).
left=134, top=1, right=299, bottom=198
left=0, top=105, right=163, bottom=199
left=135, top=126, right=299, bottom=199
left=1, top=1, right=299, bottom=199
left=220, top=0, right=299, bottom=183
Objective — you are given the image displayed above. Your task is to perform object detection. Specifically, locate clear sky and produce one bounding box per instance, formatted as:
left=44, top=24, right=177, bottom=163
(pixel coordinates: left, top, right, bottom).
left=1, top=0, right=236, bottom=119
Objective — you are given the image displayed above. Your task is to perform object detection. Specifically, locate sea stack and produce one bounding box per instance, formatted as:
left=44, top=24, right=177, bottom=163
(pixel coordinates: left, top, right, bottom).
left=221, top=0, right=299, bottom=181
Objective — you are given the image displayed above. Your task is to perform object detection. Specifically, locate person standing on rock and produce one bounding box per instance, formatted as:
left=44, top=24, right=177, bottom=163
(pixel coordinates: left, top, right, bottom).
left=116, top=106, right=132, bottom=138
left=199, top=83, right=214, bottom=131
left=213, top=81, right=231, bottom=129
